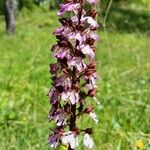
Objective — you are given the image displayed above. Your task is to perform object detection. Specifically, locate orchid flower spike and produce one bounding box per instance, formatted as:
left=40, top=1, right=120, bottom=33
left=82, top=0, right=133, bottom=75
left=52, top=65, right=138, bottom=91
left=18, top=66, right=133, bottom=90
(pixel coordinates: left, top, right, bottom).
left=48, top=0, right=100, bottom=149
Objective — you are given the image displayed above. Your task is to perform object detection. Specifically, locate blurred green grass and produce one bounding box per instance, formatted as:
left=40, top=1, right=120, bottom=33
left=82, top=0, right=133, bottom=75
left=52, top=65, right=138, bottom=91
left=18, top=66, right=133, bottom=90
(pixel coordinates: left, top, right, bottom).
left=0, top=5, right=150, bottom=150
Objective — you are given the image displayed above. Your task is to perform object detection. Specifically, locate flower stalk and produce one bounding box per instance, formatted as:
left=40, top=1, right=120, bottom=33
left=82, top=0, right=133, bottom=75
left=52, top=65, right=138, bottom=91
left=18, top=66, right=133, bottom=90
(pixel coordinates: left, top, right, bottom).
left=48, top=0, right=100, bottom=149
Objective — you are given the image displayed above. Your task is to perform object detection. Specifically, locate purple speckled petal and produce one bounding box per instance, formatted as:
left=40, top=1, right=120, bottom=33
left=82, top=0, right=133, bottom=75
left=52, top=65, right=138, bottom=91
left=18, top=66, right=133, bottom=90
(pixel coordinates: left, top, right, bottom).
left=58, top=3, right=80, bottom=16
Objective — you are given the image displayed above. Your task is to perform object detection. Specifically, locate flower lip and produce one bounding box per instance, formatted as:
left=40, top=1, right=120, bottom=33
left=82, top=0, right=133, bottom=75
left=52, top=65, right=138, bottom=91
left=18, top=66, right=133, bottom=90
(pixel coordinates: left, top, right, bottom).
left=81, top=16, right=99, bottom=29
left=61, top=90, right=79, bottom=105
left=61, top=131, right=79, bottom=149
left=89, top=112, right=99, bottom=124
left=83, top=133, right=94, bottom=149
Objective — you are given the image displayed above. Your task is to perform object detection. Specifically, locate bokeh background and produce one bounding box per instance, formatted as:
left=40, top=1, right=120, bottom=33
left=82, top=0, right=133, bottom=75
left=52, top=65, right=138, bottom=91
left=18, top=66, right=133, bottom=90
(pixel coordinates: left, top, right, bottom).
left=0, top=0, right=150, bottom=149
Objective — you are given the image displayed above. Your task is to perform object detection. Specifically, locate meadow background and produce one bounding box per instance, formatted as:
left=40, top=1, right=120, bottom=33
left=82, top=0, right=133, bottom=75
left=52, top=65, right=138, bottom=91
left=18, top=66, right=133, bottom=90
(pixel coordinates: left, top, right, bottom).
left=0, top=0, right=150, bottom=149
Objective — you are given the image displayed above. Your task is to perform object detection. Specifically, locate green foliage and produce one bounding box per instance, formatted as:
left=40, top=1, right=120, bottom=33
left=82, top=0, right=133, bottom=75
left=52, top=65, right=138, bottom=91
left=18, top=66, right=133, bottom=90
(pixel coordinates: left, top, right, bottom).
left=0, top=0, right=4, bottom=14
left=99, top=1, right=150, bottom=34
left=0, top=0, right=37, bottom=14
left=18, top=0, right=36, bottom=9
left=57, top=144, right=68, bottom=150
left=140, top=0, right=150, bottom=5
left=104, top=5, right=150, bottom=33
left=0, top=4, right=150, bottom=150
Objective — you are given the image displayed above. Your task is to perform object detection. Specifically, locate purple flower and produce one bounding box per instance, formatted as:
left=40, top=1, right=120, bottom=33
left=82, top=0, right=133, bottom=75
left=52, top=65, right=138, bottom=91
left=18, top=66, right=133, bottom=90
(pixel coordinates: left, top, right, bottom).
left=54, top=47, right=73, bottom=60
left=77, top=44, right=94, bottom=59
left=61, top=131, right=78, bottom=149
left=71, top=16, right=78, bottom=25
left=85, top=30, right=100, bottom=41
left=48, top=88, right=60, bottom=104
left=53, top=26, right=72, bottom=37
left=53, top=26, right=65, bottom=35
left=48, top=133, right=60, bottom=148
left=53, top=75, right=72, bottom=91
left=67, top=57, right=87, bottom=72
left=53, top=109, right=67, bottom=126
left=84, top=73, right=98, bottom=90
left=50, top=62, right=61, bottom=74
left=61, top=90, right=79, bottom=105
left=83, top=133, right=94, bottom=149
left=58, top=3, right=80, bottom=16
left=69, top=32, right=83, bottom=44
left=81, top=16, right=99, bottom=29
